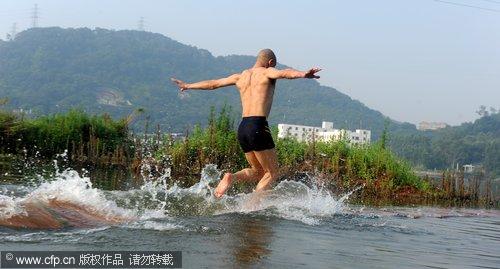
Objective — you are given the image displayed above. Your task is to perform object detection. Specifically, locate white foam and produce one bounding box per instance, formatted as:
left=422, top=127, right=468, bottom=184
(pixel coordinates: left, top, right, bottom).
left=214, top=180, right=357, bottom=225
left=26, top=168, right=135, bottom=220
left=0, top=194, right=26, bottom=218
left=136, top=163, right=359, bottom=225
left=0, top=163, right=358, bottom=227
left=125, top=220, right=182, bottom=231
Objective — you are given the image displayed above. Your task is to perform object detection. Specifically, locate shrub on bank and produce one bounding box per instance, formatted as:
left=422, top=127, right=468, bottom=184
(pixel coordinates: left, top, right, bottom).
left=168, top=106, right=246, bottom=175
left=0, top=109, right=131, bottom=162
left=167, top=108, right=429, bottom=193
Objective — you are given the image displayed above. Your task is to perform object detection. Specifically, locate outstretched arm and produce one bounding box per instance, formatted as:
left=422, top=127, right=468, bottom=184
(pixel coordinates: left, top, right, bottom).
left=171, top=73, right=240, bottom=91
left=265, top=67, right=321, bottom=80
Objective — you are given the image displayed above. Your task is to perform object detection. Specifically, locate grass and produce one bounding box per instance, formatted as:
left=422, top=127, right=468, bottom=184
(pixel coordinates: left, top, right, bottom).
left=1, top=106, right=494, bottom=206
left=0, top=109, right=132, bottom=164
left=163, top=107, right=432, bottom=201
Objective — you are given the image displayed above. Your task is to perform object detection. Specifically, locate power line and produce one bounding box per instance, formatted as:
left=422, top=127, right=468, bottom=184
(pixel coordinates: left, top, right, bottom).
left=0, top=10, right=28, bottom=15
left=478, top=0, right=500, bottom=4
left=433, top=0, right=500, bottom=12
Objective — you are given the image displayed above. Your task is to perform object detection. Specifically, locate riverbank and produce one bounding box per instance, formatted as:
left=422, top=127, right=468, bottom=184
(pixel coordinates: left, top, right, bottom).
left=0, top=108, right=497, bottom=207
left=1, top=167, right=499, bottom=268
left=0, top=109, right=132, bottom=165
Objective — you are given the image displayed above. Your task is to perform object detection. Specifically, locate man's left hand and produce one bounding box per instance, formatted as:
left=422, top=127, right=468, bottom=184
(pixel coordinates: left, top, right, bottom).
left=304, top=68, right=322, bottom=79
left=171, top=78, right=188, bottom=91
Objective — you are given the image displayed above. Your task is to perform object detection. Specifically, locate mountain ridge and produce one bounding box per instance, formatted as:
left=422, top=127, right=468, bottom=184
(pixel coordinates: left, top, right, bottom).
left=0, top=27, right=416, bottom=138
left=0, top=27, right=498, bottom=175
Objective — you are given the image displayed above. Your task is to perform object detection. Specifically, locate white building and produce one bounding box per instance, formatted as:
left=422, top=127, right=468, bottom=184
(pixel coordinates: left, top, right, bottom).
left=418, top=121, right=448, bottom=131
left=278, top=121, right=371, bottom=144
left=463, top=164, right=475, bottom=173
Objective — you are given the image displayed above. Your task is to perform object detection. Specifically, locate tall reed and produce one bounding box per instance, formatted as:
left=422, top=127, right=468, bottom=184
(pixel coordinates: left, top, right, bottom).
left=0, top=109, right=132, bottom=165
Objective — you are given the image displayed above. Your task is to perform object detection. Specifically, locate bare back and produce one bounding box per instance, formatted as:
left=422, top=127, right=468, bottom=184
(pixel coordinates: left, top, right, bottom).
left=235, top=67, right=276, bottom=118
left=171, top=62, right=320, bottom=118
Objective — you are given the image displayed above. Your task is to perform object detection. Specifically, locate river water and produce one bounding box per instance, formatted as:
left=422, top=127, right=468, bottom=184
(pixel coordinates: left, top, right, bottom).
left=0, top=164, right=499, bottom=269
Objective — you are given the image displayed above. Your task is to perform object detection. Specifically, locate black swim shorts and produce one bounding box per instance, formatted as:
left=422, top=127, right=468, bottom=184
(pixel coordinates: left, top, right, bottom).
left=237, top=116, right=275, bottom=153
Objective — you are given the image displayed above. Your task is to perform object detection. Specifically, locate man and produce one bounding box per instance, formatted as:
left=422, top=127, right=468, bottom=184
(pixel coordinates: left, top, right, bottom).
left=171, top=49, right=321, bottom=198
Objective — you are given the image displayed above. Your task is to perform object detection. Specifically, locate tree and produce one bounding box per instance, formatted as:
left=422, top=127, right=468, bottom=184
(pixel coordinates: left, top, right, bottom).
left=476, top=105, right=489, bottom=117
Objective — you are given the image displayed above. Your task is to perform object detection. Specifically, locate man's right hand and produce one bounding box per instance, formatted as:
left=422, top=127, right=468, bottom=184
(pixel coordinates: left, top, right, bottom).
left=171, top=78, right=189, bottom=91
left=304, top=68, right=322, bottom=79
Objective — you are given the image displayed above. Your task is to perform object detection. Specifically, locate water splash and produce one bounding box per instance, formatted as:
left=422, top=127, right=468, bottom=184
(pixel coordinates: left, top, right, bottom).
left=27, top=168, right=134, bottom=219
left=215, top=180, right=358, bottom=225
left=0, top=166, right=135, bottom=229
left=136, top=164, right=358, bottom=225
left=0, top=194, right=24, bottom=219
left=0, top=162, right=362, bottom=228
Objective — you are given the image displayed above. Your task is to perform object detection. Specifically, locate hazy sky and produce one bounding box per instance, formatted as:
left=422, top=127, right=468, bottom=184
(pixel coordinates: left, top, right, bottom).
left=1, top=0, right=499, bottom=125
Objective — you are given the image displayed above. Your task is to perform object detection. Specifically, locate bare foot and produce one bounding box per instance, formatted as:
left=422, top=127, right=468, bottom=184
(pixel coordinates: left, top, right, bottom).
left=214, top=173, right=233, bottom=198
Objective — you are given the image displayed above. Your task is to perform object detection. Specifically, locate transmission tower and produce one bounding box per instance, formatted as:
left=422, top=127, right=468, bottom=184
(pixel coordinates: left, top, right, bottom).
left=31, top=4, right=39, bottom=28
left=138, top=17, right=145, bottom=31
left=7, top=23, right=17, bottom=40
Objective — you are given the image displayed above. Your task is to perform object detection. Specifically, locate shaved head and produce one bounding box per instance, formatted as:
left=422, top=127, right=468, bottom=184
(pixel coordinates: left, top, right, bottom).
left=256, top=49, right=277, bottom=67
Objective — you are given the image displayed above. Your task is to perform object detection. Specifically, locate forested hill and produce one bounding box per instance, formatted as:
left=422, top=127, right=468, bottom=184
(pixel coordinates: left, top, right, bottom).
left=0, top=27, right=416, bottom=138
left=389, top=112, right=500, bottom=177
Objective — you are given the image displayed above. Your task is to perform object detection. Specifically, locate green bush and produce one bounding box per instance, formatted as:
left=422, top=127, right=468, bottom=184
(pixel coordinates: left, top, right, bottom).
left=169, top=106, right=246, bottom=173
left=167, top=107, right=429, bottom=192
left=0, top=109, right=130, bottom=159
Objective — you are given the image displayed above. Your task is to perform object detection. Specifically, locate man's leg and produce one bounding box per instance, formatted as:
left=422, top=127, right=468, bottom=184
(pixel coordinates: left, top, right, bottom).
left=214, top=152, right=264, bottom=198
left=253, top=148, right=279, bottom=192
left=233, top=151, right=264, bottom=182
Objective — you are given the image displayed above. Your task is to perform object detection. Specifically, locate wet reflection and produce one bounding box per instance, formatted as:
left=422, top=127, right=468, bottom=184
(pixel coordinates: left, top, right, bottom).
left=231, top=215, right=274, bottom=267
